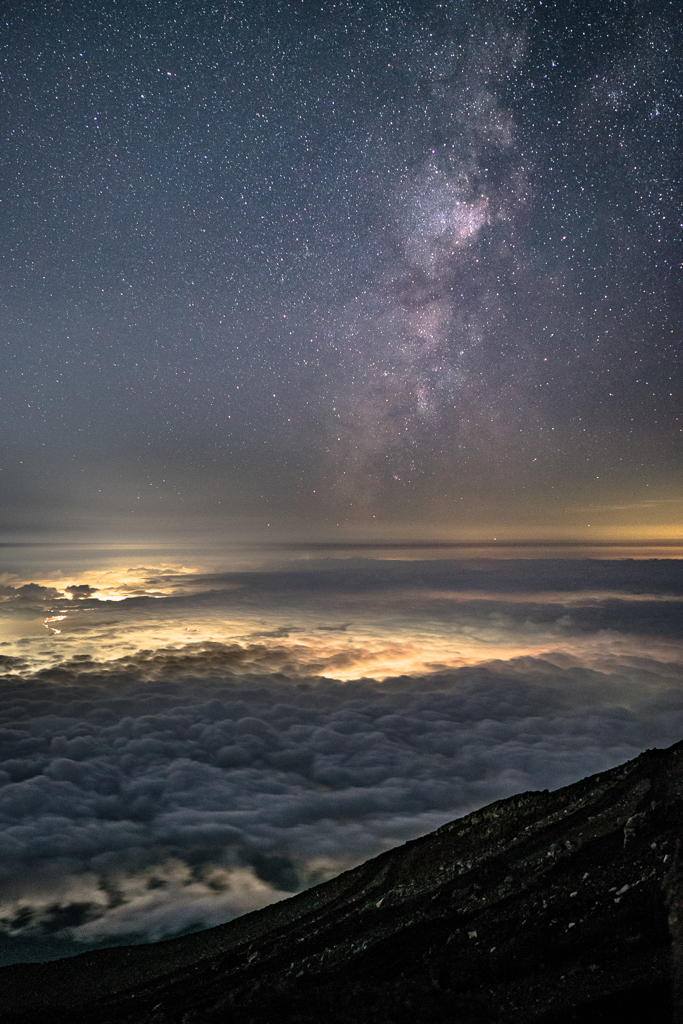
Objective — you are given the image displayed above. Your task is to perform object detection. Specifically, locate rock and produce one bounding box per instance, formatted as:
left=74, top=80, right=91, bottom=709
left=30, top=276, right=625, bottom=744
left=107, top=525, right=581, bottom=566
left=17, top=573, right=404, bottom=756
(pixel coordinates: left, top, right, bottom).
left=1, top=739, right=681, bottom=1023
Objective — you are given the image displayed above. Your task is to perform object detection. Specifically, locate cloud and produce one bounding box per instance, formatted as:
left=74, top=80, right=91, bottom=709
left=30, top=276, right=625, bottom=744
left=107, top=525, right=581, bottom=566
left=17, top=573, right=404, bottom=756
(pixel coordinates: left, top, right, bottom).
left=0, top=861, right=290, bottom=947
left=64, top=585, right=99, bottom=600
left=0, top=645, right=681, bottom=954
left=0, top=582, right=62, bottom=613
left=0, top=559, right=681, bottom=960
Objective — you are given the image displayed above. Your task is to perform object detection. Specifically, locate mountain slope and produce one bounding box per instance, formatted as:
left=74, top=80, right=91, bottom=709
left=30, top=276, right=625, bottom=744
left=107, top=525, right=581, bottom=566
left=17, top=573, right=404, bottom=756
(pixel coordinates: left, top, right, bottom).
left=1, top=740, right=681, bottom=1023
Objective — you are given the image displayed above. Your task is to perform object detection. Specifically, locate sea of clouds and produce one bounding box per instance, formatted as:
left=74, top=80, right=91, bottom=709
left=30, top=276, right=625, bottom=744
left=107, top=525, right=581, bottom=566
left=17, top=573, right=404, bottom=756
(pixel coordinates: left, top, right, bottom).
left=0, top=557, right=681, bottom=963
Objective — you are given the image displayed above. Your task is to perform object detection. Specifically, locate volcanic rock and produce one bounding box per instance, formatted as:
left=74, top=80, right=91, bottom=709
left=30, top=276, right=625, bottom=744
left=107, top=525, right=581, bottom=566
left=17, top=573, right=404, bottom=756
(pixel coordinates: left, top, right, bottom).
left=1, top=740, right=681, bottom=1023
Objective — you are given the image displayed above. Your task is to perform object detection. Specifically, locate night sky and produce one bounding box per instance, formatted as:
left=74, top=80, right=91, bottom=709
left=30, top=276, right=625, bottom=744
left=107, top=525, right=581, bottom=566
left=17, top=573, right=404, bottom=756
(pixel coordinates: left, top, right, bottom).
left=1, top=0, right=680, bottom=541
left=0, top=0, right=682, bottom=968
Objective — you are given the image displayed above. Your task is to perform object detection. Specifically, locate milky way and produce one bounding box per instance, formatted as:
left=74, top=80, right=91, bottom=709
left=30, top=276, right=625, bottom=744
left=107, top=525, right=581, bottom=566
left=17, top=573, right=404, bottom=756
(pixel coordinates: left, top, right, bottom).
left=0, top=0, right=680, bottom=971
left=325, top=29, right=530, bottom=501
left=0, top=0, right=679, bottom=535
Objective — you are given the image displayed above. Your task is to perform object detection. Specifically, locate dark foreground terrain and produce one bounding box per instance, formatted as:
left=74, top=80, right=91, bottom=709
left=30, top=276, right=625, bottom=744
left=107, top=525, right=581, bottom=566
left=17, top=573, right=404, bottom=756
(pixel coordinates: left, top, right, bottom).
left=1, top=740, right=681, bottom=1023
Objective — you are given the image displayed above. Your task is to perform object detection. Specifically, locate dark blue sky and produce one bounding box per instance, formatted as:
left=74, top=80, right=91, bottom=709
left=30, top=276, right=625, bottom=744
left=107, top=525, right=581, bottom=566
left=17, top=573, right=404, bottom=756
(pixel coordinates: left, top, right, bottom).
left=1, top=0, right=680, bottom=539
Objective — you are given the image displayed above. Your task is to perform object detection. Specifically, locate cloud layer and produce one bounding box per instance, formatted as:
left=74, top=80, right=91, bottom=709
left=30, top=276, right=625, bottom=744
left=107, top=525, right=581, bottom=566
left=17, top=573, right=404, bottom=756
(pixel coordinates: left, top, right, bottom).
left=0, top=558, right=681, bottom=963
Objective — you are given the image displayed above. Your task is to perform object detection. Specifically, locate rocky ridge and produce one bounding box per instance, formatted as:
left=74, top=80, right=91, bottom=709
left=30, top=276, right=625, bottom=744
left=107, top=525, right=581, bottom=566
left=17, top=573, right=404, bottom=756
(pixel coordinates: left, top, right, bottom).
left=0, top=739, right=681, bottom=1023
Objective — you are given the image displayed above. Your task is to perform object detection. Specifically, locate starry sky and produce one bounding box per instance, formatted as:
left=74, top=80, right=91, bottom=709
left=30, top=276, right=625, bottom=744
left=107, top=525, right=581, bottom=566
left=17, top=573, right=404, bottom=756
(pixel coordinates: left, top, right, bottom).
left=1, top=0, right=681, bottom=544
left=0, top=0, right=682, bottom=969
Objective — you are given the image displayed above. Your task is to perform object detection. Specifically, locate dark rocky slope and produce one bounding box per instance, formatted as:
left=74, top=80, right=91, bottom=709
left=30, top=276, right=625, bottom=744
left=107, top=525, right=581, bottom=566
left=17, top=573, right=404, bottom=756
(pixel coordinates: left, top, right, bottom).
left=1, top=740, right=681, bottom=1024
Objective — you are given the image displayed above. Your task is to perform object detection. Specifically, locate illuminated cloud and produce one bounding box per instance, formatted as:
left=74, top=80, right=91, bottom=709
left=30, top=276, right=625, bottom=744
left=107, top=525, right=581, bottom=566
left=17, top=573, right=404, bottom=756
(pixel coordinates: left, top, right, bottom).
left=0, top=558, right=680, bottom=960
